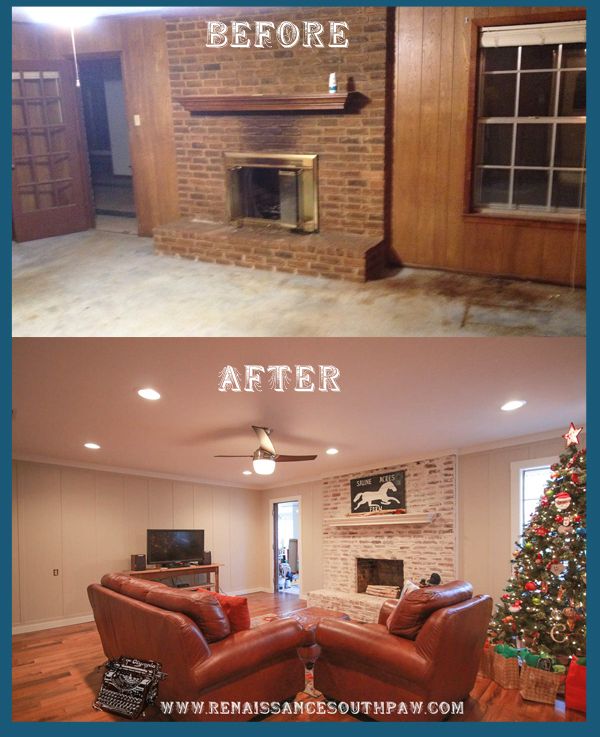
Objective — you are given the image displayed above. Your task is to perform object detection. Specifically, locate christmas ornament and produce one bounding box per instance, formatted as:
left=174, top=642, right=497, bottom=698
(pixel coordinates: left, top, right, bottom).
left=550, top=624, right=568, bottom=643
left=576, top=527, right=586, bottom=538
left=555, top=491, right=572, bottom=511
left=508, top=600, right=522, bottom=613
left=531, top=596, right=542, bottom=606
left=545, top=489, right=554, bottom=498
left=555, top=514, right=564, bottom=523
left=563, top=423, right=583, bottom=447
left=525, top=581, right=537, bottom=591
left=535, top=526, right=548, bottom=536
left=550, top=562, right=566, bottom=576
left=572, top=473, right=580, bottom=484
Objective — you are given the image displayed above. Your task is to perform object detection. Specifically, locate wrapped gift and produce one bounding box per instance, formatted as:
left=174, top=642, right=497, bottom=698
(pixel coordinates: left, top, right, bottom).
left=565, top=658, right=586, bottom=713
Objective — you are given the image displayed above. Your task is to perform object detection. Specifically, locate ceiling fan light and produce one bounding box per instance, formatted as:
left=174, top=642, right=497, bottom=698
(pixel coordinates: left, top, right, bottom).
left=253, top=457, right=276, bottom=475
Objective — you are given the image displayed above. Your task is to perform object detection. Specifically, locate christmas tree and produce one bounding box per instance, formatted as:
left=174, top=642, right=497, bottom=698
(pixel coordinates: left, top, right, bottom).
left=489, top=423, right=586, bottom=660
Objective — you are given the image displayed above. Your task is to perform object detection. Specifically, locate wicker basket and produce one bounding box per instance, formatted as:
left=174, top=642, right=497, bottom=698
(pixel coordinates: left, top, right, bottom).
left=492, top=651, right=520, bottom=689
left=479, top=645, right=494, bottom=679
left=519, top=663, right=566, bottom=704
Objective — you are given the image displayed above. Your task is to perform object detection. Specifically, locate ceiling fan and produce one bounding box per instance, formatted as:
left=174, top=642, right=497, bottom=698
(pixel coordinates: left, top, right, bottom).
left=215, top=426, right=317, bottom=475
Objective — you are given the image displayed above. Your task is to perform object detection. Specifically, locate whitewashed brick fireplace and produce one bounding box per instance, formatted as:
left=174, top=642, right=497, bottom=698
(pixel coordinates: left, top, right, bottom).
left=307, top=454, right=457, bottom=621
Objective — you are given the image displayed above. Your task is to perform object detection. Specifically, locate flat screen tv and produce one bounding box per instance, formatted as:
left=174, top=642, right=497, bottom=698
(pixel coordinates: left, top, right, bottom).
left=147, top=529, right=204, bottom=565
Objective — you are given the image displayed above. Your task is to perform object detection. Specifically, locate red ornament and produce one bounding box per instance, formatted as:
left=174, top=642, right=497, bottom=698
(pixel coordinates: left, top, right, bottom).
left=572, top=473, right=580, bottom=484
left=555, top=515, right=564, bottom=523
left=555, top=492, right=572, bottom=511
left=525, top=582, right=537, bottom=591
left=535, top=526, right=548, bottom=536
left=541, top=498, right=550, bottom=507
left=501, top=593, right=509, bottom=601
left=563, top=423, right=583, bottom=447
left=573, top=515, right=581, bottom=523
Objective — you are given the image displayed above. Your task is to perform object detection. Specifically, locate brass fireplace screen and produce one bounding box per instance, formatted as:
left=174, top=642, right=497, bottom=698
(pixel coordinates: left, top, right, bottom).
left=224, top=152, right=318, bottom=233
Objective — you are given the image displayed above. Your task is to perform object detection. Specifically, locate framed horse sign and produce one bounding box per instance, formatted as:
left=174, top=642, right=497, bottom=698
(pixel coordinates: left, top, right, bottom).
left=350, top=471, right=406, bottom=514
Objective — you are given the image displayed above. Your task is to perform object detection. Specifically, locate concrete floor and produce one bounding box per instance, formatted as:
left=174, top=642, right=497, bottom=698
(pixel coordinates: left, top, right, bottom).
left=12, top=225, right=585, bottom=337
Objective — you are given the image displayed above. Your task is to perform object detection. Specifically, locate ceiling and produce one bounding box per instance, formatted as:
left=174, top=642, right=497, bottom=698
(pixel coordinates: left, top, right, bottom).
left=12, top=338, right=586, bottom=489
left=12, top=6, right=206, bottom=22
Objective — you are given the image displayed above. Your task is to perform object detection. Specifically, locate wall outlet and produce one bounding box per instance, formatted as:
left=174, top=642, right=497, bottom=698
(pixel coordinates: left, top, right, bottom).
left=52, top=569, right=59, bottom=576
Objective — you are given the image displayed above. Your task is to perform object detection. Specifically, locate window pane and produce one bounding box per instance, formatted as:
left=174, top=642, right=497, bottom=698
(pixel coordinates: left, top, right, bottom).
left=559, top=70, right=586, bottom=115
left=522, top=467, right=551, bottom=499
left=475, top=168, right=510, bottom=205
left=562, top=43, right=586, bottom=69
left=523, top=499, right=538, bottom=525
left=552, top=171, right=585, bottom=209
left=518, top=72, right=555, bottom=116
left=482, top=46, right=518, bottom=72
left=521, top=44, right=558, bottom=71
left=481, top=73, right=516, bottom=117
left=514, top=169, right=548, bottom=206
left=515, top=124, right=551, bottom=166
left=555, top=124, right=585, bottom=168
left=478, top=123, right=512, bottom=165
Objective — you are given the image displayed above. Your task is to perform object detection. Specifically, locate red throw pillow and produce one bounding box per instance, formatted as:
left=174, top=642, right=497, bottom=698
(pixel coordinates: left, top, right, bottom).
left=194, top=588, right=251, bottom=632
left=146, top=588, right=231, bottom=642
left=387, top=581, right=473, bottom=639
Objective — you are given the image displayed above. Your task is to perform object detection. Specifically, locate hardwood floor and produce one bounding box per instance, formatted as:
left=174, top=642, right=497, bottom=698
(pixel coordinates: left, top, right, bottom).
left=12, top=592, right=584, bottom=723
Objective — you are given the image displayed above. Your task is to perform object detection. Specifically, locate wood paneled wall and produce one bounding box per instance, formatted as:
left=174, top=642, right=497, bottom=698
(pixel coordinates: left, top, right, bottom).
left=12, top=19, right=180, bottom=236
left=390, top=6, right=586, bottom=286
left=12, top=461, right=266, bottom=631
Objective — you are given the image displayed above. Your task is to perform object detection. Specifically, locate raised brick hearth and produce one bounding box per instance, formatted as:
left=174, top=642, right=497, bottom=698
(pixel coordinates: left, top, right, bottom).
left=154, top=219, right=385, bottom=281
left=307, top=455, right=457, bottom=621
left=154, top=6, right=388, bottom=281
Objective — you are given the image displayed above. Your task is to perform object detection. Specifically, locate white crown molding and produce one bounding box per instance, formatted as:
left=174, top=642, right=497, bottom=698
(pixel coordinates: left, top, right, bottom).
left=456, top=426, right=585, bottom=456
left=11, top=454, right=254, bottom=491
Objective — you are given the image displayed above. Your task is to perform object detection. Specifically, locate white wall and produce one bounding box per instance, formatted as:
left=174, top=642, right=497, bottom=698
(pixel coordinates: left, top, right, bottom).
left=457, top=432, right=585, bottom=603
left=261, top=480, right=323, bottom=596
left=12, top=460, right=266, bottom=632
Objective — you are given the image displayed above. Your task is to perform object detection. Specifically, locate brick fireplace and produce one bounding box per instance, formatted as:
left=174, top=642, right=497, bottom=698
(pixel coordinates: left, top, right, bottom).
left=307, top=454, right=457, bottom=621
left=153, top=6, right=388, bottom=282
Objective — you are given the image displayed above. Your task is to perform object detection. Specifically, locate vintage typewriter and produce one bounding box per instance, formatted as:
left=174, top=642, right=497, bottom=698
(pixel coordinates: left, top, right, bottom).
left=94, top=656, right=166, bottom=720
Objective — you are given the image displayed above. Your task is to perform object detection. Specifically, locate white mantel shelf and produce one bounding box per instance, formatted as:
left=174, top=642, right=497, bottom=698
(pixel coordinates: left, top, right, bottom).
left=327, top=512, right=437, bottom=527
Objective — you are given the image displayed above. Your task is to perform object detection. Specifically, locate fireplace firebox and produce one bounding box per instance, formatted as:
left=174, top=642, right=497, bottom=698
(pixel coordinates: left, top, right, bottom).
left=224, top=152, right=318, bottom=233
left=356, top=558, right=404, bottom=594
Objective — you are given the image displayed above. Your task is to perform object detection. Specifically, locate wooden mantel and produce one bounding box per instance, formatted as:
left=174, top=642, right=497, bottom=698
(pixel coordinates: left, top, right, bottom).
left=176, top=93, right=350, bottom=113
left=327, top=512, right=437, bottom=528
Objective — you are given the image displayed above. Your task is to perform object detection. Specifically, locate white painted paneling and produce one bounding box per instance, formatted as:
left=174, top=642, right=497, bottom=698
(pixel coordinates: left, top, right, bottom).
left=17, top=463, right=63, bottom=623
left=148, top=478, right=173, bottom=529
left=124, top=475, right=149, bottom=562
left=12, top=462, right=21, bottom=625
left=173, top=482, right=194, bottom=529
left=96, top=473, right=127, bottom=576
left=61, top=468, right=97, bottom=617
left=212, top=490, right=231, bottom=592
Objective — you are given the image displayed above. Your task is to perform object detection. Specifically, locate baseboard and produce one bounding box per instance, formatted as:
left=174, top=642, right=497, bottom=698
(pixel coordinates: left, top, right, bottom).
left=12, top=613, right=95, bottom=635
left=226, top=586, right=272, bottom=596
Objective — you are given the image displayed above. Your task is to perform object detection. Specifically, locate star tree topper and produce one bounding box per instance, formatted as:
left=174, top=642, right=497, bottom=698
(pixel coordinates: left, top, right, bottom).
left=563, top=422, right=583, bottom=447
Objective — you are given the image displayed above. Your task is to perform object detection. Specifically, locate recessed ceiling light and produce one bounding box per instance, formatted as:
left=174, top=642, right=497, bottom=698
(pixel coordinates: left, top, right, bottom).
left=138, top=388, right=161, bottom=401
left=242, top=470, right=252, bottom=476
left=501, top=400, right=527, bottom=412
left=84, top=442, right=101, bottom=450
left=326, top=448, right=339, bottom=455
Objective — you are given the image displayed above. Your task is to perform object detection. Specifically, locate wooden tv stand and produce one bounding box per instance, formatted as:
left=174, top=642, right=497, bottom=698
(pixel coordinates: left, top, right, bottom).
left=126, top=564, right=222, bottom=592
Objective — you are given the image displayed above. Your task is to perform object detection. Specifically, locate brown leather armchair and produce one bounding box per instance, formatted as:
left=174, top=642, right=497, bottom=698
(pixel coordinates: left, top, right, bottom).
left=314, top=581, right=492, bottom=721
left=88, top=574, right=306, bottom=721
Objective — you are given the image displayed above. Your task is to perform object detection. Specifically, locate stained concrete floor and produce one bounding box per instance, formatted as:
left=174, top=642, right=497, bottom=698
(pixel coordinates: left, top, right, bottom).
left=12, top=225, right=585, bottom=337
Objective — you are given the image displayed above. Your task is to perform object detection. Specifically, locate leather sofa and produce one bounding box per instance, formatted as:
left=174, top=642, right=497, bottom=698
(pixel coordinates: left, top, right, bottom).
left=87, top=574, right=306, bottom=721
left=314, top=581, right=492, bottom=721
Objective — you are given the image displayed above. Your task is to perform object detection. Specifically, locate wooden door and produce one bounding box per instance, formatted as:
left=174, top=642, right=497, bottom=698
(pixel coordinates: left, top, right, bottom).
left=12, top=60, right=93, bottom=242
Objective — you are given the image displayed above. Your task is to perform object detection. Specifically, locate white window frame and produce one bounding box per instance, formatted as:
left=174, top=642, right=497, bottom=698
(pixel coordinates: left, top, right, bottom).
left=510, top=456, right=555, bottom=553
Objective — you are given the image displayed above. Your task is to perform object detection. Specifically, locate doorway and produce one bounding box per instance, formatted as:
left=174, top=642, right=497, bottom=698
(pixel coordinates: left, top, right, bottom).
left=273, top=500, right=300, bottom=596
left=78, top=56, right=136, bottom=227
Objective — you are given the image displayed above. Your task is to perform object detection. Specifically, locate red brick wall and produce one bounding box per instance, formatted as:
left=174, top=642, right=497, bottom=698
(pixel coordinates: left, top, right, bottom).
left=165, top=7, right=387, bottom=237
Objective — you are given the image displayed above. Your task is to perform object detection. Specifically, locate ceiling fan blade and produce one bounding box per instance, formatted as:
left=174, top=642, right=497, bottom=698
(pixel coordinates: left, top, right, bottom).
left=275, top=454, right=318, bottom=462
left=214, top=455, right=253, bottom=458
left=252, top=425, right=276, bottom=456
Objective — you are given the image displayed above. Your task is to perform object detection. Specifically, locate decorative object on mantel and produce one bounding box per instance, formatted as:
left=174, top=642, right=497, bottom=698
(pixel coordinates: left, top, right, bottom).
left=175, top=91, right=369, bottom=114
left=350, top=470, right=406, bottom=514
left=327, top=512, right=436, bottom=528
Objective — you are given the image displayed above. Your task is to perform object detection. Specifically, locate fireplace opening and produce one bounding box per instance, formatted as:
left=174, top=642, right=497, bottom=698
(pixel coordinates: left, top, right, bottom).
left=356, top=558, right=404, bottom=595
left=225, top=152, right=318, bottom=233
